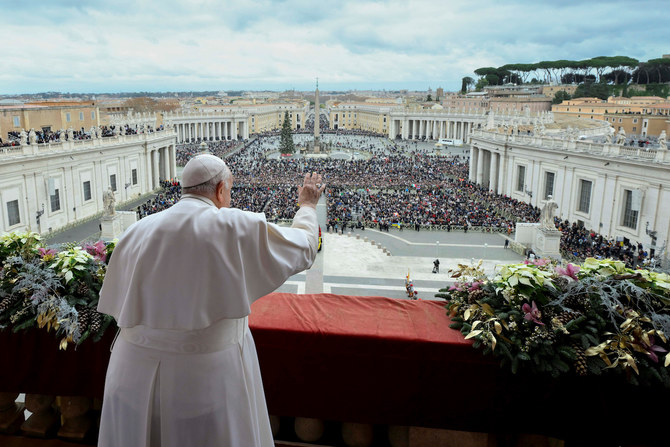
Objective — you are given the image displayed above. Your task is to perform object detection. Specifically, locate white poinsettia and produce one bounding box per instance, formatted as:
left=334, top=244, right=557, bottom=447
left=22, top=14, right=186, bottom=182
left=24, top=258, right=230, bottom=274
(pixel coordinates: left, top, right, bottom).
left=580, top=257, right=627, bottom=277
left=496, top=263, right=555, bottom=291
left=49, top=247, right=94, bottom=283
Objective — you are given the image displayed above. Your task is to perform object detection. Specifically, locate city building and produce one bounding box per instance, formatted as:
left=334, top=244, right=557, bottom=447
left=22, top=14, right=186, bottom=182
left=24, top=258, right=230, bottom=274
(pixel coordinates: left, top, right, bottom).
left=164, top=101, right=309, bottom=143
left=326, top=100, right=545, bottom=143
left=469, top=129, right=670, bottom=255
left=0, top=129, right=176, bottom=234
left=552, top=96, right=670, bottom=137
left=0, top=101, right=102, bottom=139
left=442, top=84, right=554, bottom=115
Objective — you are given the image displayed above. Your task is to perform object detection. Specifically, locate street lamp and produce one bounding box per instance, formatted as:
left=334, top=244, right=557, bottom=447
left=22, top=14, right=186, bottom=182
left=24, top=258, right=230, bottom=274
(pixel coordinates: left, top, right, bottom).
left=436, top=241, right=440, bottom=259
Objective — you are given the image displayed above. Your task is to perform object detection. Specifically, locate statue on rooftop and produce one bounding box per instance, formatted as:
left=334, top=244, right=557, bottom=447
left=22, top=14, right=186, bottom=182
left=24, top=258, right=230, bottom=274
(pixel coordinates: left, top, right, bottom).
left=90, top=127, right=98, bottom=139
left=67, top=128, right=74, bottom=141
left=19, top=129, right=27, bottom=146
left=28, top=129, right=37, bottom=145
left=59, top=129, right=66, bottom=141
left=605, top=126, right=614, bottom=144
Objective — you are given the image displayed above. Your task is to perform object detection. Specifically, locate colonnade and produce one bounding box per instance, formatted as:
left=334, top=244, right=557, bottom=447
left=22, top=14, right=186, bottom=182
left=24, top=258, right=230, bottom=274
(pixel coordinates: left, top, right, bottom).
left=388, top=118, right=480, bottom=143
left=147, top=144, right=178, bottom=188
left=469, top=146, right=503, bottom=194
left=172, top=120, right=249, bottom=144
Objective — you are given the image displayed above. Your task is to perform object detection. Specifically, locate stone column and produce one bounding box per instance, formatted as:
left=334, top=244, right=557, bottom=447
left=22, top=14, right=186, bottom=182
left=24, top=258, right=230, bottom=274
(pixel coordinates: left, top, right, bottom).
left=402, top=119, right=408, bottom=139
left=152, top=149, right=160, bottom=189
left=497, top=152, right=506, bottom=194
left=469, top=146, right=477, bottom=181
left=490, top=152, right=499, bottom=193
left=439, top=121, right=445, bottom=139
left=476, top=148, right=485, bottom=185
left=162, top=147, right=170, bottom=180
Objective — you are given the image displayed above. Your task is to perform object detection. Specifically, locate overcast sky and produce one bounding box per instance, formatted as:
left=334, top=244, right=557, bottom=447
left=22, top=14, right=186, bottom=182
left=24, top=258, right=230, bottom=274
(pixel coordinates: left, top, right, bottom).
left=2, top=0, right=668, bottom=95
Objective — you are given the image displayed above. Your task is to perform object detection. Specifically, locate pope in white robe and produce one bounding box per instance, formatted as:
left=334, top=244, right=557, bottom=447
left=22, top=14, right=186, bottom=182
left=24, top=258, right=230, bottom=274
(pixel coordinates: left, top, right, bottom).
left=97, top=154, right=324, bottom=447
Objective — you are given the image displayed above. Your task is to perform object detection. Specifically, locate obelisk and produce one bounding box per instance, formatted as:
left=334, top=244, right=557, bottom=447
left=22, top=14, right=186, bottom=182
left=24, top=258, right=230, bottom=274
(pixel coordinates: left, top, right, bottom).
left=314, top=78, right=320, bottom=153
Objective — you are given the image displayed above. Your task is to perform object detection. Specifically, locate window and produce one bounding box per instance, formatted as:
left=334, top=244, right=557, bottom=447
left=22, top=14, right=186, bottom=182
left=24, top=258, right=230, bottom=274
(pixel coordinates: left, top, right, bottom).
left=91, top=111, right=96, bottom=120
left=622, top=189, right=639, bottom=229
left=50, top=188, right=61, bottom=212
left=516, top=166, right=525, bottom=192
left=66, top=113, right=71, bottom=122
left=110, top=174, right=117, bottom=192
left=633, top=118, right=638, bottom=123
left=132, top=169, right=138, bottom=185
left=632, top=127, right=637, bottom=132
left=578, top=180, right=592, bottom=213
left=13, top=116, right=20, bottom=127
left=544, top=172, right=555, bottom=199
left=6, top=200, right=20, bottom=226
left=83, top=181, right=92, bottom=201
left=79, top=112, right=84, bottom=120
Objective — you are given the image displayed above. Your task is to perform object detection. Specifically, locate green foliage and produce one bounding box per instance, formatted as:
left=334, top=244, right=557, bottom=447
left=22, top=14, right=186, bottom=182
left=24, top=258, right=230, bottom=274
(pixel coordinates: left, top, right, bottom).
left=426, top=94, right=432, bottom=102
left=279, top=111, right=295, bottom=154
left=437, top=259, right=670, bottom=387
left=475, top=78, right=489, bottom=91
left=461, top=76, right=474, bottom=94
left=572, top=81, right=610, bottom=100
left=552, top=90, right=571, bottom=104
left=0, top=232, right=117, bottom=349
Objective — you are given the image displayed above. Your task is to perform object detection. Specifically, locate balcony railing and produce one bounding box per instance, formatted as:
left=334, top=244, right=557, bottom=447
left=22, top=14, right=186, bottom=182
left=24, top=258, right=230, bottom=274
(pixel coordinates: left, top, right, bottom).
left=1, top=293, right=666, bottom=446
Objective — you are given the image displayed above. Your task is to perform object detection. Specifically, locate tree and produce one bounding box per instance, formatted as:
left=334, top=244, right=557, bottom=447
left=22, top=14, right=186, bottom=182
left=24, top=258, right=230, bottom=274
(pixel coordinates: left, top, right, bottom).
left=572, top=81, right=610, bottom=100
left=552, top=90, right=571, bottom=104
left=426, top=94, right=433, bottom=101
left=475, top=77, right=489, bottom=91
left=123, top=97, right=159, bottom=113
left=461, top=76, right=474, bottom=94
left=279, top=111, right=295, bottom=154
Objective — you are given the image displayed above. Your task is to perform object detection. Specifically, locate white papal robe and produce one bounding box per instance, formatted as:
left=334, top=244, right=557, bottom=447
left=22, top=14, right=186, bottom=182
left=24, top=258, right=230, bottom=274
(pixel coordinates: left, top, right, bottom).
left=97, top=195, right=318, bottom=447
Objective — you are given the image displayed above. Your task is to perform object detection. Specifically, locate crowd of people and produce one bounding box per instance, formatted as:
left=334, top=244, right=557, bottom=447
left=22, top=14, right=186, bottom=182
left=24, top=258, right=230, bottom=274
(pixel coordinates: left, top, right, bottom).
left=164, top=132, right=654, bottom=267
left=557, top=218, right=651, bottom=268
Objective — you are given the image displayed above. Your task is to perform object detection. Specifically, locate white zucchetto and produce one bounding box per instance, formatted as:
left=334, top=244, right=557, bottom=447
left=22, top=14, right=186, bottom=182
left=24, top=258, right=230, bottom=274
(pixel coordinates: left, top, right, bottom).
left=181, top=154, right=227, bottom=187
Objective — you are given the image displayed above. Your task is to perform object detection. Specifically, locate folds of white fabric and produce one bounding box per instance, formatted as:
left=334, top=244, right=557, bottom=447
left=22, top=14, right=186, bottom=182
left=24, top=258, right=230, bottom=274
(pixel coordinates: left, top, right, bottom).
left=98, top=318, right=273, bottom=447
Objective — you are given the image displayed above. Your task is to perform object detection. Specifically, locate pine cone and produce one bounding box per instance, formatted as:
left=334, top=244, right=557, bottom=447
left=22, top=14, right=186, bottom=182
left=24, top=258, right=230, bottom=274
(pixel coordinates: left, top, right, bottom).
left=76, top=283, right=90, bottom=297
left=0, top=295, right=20, bottom=313
left=77, top=307, right=91, bottom=331
left=563, top=293, right=589, bottom=310
left=89, top=310, right=102, bottom=333
left=468, top=288, right=486, bottom=304
left=553, top=276, right=570, bottom=291
left=572, top=342, right=588, bottom=376
left=552, top=311, right=580, bottom=327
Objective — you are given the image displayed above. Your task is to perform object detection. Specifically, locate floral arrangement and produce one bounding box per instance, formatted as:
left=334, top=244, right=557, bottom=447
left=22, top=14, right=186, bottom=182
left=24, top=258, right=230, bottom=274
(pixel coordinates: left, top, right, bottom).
left=0, top=232, right=116, bottom=349
left=437, top=258, right=670, bottom=387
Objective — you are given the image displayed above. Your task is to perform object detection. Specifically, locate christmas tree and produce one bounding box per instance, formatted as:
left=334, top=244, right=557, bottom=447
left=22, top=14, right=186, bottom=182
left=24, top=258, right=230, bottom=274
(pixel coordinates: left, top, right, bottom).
left=279, top=111, right=295, bottom=154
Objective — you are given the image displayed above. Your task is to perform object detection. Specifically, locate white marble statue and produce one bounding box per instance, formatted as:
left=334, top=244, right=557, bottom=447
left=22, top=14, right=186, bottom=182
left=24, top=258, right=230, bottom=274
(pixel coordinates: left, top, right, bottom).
left=121, top=126, right=127, bottom=136
left=605, top=126, right=614, bottom=144
left=90, top=127, right=98, bottom=139
left=103, top=188, right=116, bottom=217
left=67, top=128, right=74, bottom=141
left=59, top=129, right=66, bottom=141
left=97, top=127, right=103, bottom=139
left=19, top=129, right=27, bottom=146
left=540, top=196, right=558, bottom=230
left=616, top=128, right=626, bottom=145
left=28, top=129, right=37, bottom=145
left=658, top=130, right=667, bottom=149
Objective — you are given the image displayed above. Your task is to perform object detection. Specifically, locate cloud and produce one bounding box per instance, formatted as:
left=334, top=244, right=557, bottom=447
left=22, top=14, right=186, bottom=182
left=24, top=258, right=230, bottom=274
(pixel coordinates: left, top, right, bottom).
left=1, top=0, right=668, bottom=94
